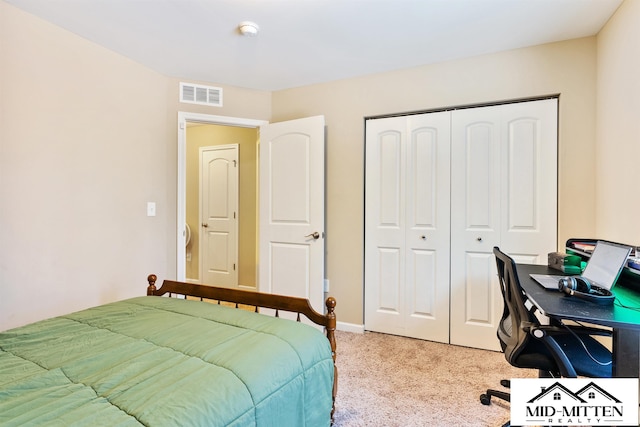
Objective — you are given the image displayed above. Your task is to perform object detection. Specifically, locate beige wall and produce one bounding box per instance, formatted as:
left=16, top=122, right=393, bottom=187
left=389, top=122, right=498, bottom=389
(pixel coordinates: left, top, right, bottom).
left=0, top=1, right=171, bottom=329
left=596, top=0, right=640, bottom=243
left=185, top=124, right=258, bottom=287
left=272, top=37, right=599, bottom=326
left=0, top=1, right=271, bottom=330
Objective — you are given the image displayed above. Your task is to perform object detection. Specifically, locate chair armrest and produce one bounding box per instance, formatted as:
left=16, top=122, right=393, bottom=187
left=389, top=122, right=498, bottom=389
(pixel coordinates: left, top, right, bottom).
left=521, top=322, right=612, bottom=378
left=531, top=324, right=612, bottom=339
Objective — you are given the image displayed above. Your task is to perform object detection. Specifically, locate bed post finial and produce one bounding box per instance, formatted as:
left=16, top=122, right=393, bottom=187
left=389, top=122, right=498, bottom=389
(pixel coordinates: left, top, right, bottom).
left=325, top=297, right=336, bottom=318
left=147, top=274, right=158, bottom=296
left=325, top=296, right=337, bottom=358
left=324, top=296, right=337, bottom=423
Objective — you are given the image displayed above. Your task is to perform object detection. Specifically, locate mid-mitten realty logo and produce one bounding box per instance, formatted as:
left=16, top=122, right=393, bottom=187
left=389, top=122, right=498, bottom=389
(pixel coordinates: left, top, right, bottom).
left=511, top=378, right=638, bottom=426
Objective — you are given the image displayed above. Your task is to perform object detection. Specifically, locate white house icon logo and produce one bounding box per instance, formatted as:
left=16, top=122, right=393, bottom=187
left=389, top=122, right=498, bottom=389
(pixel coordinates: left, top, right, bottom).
left=510, top=378, right=638, bottom=426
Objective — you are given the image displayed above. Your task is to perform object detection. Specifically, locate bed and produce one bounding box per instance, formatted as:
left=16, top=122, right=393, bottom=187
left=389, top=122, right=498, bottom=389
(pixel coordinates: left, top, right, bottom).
left=0, top=274, right=337, bottom=426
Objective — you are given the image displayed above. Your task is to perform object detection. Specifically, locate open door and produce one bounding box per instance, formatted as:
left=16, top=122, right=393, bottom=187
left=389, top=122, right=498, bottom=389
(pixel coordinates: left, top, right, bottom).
left=259, top=116, right=325, bottom=315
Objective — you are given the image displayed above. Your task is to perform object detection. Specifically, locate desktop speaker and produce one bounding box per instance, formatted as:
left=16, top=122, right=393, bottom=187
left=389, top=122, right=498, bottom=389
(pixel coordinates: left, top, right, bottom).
left=558, top=277, right=615, bottom=305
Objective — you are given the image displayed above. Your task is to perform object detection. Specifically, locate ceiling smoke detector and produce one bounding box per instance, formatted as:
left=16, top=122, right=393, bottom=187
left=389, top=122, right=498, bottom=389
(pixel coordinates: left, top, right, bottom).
left=238, top=21, right=259, bottom=37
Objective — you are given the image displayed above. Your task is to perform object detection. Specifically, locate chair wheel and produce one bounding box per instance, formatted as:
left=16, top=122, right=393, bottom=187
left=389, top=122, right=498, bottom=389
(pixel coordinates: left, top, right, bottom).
left=480, top=393, right=491, bottom=405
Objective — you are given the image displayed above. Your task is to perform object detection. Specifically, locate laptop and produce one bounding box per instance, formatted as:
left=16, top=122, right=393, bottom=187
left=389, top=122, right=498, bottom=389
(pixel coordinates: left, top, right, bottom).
left=530, top=240, right=632, bottom=291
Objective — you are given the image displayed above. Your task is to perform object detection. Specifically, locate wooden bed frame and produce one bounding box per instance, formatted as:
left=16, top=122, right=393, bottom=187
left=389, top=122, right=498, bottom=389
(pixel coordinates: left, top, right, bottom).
left=146, top=274, right=338, bottom=422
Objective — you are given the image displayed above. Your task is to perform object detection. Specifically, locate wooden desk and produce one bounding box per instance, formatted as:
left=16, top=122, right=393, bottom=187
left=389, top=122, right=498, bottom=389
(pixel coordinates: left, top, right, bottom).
left=517, top=263, right=640, bottom=378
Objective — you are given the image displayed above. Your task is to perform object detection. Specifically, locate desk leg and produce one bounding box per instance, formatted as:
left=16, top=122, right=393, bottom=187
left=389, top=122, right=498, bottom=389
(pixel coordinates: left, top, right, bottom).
left=612, top=328, right=640, bottom=377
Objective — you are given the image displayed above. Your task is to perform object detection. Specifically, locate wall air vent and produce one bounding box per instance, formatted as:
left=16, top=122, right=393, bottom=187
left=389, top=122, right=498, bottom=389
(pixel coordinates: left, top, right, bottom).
left=180, top=82, right=223, bottom=107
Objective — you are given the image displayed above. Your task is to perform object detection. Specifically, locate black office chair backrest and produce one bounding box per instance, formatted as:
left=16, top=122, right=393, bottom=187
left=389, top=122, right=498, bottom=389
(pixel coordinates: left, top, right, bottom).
left=493, top=246, right=539, bottom=365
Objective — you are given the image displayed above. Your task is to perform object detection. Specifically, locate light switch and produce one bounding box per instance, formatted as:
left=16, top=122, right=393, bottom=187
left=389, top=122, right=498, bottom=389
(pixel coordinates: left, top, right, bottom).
left=147, top=202, right=156, bottom=217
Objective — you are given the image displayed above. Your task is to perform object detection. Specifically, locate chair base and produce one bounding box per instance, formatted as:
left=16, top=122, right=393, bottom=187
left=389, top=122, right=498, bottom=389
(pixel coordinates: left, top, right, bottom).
left=480, top=388, right=510, bottom=405
left=480, top=379, right=511, bottom=426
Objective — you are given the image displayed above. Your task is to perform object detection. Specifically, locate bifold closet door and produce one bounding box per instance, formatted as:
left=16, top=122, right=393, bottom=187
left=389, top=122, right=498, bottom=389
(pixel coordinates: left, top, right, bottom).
left=364, top=99, right=557, bottom=350
left=449, top=99, right=558, bottom=351
left=364, top=112, right=451, bottom=342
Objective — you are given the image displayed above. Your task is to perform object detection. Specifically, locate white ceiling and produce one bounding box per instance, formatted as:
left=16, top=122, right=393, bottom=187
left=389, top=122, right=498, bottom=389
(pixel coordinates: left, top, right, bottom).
left=6, top=0, right=623, bottom=91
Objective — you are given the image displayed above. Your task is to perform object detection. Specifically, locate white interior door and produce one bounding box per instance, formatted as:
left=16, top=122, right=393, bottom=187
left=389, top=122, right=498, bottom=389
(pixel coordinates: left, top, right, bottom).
left=259, top=116, right=325, bottom=316
left=200, top=145, right=238, bottom=288
left=450, top=99, right=558, bottom=351
left=364, top=112, right=451, bottom=342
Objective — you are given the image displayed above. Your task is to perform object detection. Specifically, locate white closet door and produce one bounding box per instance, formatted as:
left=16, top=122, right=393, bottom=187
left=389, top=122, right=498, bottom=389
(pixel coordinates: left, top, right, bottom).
left=499, top=99, right=558, bottom=260
left=404, top=113, right=451, bottom=342
left=450, top=105, right=502, bottom=351
left=365, top=116, right=406, bottom=336
left=450, top=99, right=557, bottom=351
left=365, top=112, right=451, bottom=342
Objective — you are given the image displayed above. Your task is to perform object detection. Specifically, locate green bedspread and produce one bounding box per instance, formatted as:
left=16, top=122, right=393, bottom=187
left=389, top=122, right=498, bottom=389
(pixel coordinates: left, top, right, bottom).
left=0, top=297, right=334, bottom=426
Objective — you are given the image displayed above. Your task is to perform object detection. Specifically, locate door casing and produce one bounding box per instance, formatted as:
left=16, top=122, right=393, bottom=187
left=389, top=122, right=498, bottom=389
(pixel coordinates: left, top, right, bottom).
left=177, top=112, right=267, bottom=281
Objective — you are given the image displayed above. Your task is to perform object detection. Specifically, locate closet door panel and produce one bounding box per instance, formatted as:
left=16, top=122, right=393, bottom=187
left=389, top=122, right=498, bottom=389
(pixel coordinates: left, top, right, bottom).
left=450, top=106, right=502, bottom=351
left=507, top=120, right=536, bottom=228
left=379, top=132, right=402, bottom=227
left=405, top=112, right=450, bottom=342
left=501, top=99, right=558, bottom=259
left=408, top=248, right=436, bottom=316
left=365, top=112, right=450, bottom=343
left=463, top=252, right=496, bottom=324
left=407, top=127, right=438, bottom=322
left=365, top=117, right=406, bottom=335
left=450, top=100, right=557, bottom=351
left=377, top=247, right=402, bottom=313
left=465, top=123, right=497, bottom=232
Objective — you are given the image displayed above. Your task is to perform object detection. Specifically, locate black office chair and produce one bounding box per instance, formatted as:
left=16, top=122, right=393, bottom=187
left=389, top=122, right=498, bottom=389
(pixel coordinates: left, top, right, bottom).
left=480, top=247, right=613, bottom=425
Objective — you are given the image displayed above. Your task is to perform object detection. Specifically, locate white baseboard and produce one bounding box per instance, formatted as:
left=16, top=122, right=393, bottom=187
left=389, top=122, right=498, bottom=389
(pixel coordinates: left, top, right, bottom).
left=336, top=321, right=365, bottom=334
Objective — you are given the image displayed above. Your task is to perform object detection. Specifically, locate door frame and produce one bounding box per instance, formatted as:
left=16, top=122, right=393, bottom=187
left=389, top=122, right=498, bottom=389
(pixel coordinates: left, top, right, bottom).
left=177, top=112, right=268, bottom=281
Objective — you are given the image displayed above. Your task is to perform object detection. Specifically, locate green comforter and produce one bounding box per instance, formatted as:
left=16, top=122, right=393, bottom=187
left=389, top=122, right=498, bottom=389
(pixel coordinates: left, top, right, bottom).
left=0, top=297, right=334, bottom=426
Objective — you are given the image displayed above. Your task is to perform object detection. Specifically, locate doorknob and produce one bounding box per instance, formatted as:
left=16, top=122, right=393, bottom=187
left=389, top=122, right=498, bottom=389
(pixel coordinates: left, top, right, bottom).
left=202, top=223, right=209, bottom=228
left=305, top=232, right=320, bottom=240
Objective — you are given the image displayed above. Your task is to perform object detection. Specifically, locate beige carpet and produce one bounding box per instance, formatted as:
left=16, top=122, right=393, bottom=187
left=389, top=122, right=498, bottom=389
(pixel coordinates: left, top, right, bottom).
left=332, top=330, right=538, bottom=427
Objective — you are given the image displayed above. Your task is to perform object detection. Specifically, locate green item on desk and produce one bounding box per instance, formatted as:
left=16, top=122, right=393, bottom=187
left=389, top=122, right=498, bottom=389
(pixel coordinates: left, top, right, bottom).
left=563, top=265, right=582, bottom=274
left=548, top=252, right=583, bottom=273
left=564, top=254, right=582, bottom=266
